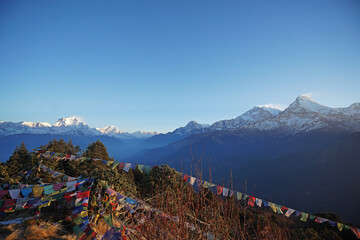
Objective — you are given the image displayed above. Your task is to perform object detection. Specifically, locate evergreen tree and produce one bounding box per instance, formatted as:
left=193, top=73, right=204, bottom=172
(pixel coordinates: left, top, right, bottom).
left=84, top=140, right=111, bottom=160
left=5, top=142, right=33, bottom=182
left=42, top=139, right=80, bottom=155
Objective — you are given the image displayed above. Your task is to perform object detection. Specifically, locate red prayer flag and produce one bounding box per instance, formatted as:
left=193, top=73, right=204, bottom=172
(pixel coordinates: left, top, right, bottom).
left=183, top=174, right=190, bottom=182
left=77, top=191, right=90, bottom=198
left=0, top=190, right=8, bottom=198
left=248, top=196, right=255, bottom=207
left=3, top=199, right=16, bottom=208
left=281, top=206, right=288, bottom=212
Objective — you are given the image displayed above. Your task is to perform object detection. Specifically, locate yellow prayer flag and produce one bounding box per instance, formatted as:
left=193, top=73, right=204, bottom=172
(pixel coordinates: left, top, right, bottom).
left=32, top=187, right=44, bottom=197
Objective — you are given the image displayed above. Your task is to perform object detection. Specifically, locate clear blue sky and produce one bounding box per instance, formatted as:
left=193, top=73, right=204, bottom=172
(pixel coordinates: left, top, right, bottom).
left=1, top=0, right=359, bottom=133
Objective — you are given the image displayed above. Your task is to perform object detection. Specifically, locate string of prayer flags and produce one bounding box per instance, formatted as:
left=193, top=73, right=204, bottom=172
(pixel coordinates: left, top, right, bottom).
left=35, top=150, right=360, bottom=239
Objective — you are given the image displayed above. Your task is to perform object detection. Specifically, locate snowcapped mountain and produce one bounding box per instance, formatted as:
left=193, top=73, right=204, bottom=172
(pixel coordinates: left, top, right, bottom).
left=21, top=121, right=51, bottom=128
left=1, top=96, right=359, bottom=139
left=96, top=126, right=158, bottom=139
left=53, top=116, right=84, bottom=127
left=211, top=106, right=281, bottom=130
left=171, top=121, right=210, bottom=136
left=0, top=117, right=157, bottom=139
left=251, top=95, right=360, bottom=133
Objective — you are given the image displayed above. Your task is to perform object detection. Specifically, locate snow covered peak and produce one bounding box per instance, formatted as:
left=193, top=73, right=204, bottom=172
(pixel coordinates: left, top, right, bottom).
left=185, top=121, right=210, bottom=129
left=53, top=116, right=85, bottom=127
left=172, top=121, right=210, bottom=135
left=286, top=95, right=332, bottom=114
left=96, top=126, right=123, bottom=135
left=21, top=121, right=51, bottom=128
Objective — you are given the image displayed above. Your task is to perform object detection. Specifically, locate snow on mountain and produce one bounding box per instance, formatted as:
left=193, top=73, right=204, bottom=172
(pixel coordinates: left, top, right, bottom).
left=0, top=116, right=157, bottom=139
left=1, top=96, right=359, bottom=138
left=53, top=116, right=84, bottom=127
left=211, top=106, right=281, bottom=130
left=96, top=126, right=124, bottom=135
left=21, top=121, right=51, bottom=128
left=285, top=95, right=334, bottom=114
left=171, top=121, right=210, bottom=136
left=96, top=126, right=157, bottom=139
left=251, top=95, right=360, bottom=133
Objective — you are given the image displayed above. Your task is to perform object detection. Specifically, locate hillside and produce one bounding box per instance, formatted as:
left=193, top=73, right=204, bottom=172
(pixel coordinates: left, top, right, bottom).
left=0, top=140, right=359, bottom=239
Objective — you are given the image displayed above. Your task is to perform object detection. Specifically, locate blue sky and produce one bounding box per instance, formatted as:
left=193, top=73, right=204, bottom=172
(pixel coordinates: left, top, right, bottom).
left=0, top=0, right=359, bottom=133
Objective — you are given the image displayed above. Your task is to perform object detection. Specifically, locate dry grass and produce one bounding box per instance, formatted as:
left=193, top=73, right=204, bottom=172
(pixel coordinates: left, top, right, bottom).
left=2, top=219, right=76, bottom=240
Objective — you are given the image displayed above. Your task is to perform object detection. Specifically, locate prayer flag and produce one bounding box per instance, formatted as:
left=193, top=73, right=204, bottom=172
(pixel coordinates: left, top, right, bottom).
left=285, top=208, right=295, bottom=217
left=337, top=223, right=343, bottom=231
left=20, top=188, right=32, bottom=198
left=216, top=186, right=223, bottom=195
left=9, top=189, right=20, bottom=199
left=137, top=164, right=144, bottom=173
left=248, top=196, right=255, bottom=207
left=300, top=213, right=308, bottom=222
left=44, top=185, right=55, bottom=195
left=123, top=163, right=131, bottom=172
left=255, top=198, right=262, bottom=207
left=3, top=199, right=16, bottom=208
left=32, top=187, right=44, bottom=197
left=53, top=182, right=65, bottom=191
left=0, top=190, right=8, bottom=198
left=236, top=192, right=242, bottom=201
left=223, top=188, right=229, bottom=197
left=189, top=177, right=196, bottom=185
left=183, top=175, right=190, bottom=182
left=66, top=181, right=77, bottom=192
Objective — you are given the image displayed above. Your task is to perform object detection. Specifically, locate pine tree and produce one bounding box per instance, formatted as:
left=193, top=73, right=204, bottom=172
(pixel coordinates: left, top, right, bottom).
left=6, top=142, right=33, bottom=182
left=84, top=140, right=111, bottom=160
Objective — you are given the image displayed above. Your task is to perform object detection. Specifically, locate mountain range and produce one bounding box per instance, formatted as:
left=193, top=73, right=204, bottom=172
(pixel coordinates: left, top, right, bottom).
left=1, top=95, right=359, bottom=141
left=1, top=95, right=360, bottom=224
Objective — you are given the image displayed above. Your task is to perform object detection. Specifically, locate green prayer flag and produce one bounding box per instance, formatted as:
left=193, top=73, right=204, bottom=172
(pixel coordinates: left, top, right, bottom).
left=143, top=165, right=152, bottom=175
left=112, top=163, right=119, bottom=170
left=242, top=194, right=249, bottom=200
left=44, top=185, right=54, bottom=195
left=137, top=164, right=144, bottom=173
left=236, top=192, right=242, bottom=200
left=202, top=181, right=211, bottom=188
